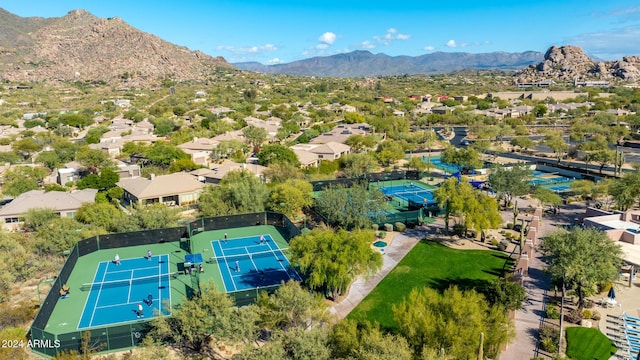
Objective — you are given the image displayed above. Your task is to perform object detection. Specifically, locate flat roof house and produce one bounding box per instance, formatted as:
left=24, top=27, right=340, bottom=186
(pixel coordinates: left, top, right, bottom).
left=0, top=189, right=98, bottom=230
left=190, top=163, right=267, bottom=184
left=117, top=172, right=206, bottom=207
left=583, top=208, right=640, bottom=266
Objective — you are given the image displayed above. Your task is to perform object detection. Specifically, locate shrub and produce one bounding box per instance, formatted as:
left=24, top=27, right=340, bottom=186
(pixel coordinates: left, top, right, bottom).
left=582, top=309, right=592, bottom=319
left=546, top=304, right=560, bottom=320
left=394, top=222, right=406, bottom=232
left=583, top=299, right=594, bottom=309
left=491, top=239, right=499, bottom=247
left=371, top=224, right=379, bottom=231
left=452, top=223, right=465, bottom=236
left=591, top=310, right=601, bottom=321
left=539, top=324, right=560, bottom=353
left=378, top=231, right=386, bottom=239
left=383, top=223, right=393, bottom=232
left=506, top=223, right=514, bottom=230
left=540, top=336, right=558, bottom=353
left=565, top=308, right=583, bottom=323
left=497, top=240, right=509, bottom=251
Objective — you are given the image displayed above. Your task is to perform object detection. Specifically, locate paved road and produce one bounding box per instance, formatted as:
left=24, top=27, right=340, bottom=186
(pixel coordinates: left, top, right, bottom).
left=500, top=200, right=586, bottom=359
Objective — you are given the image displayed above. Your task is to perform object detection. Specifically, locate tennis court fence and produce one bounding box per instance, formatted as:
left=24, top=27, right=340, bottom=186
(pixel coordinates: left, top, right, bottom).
left=311, top=170, right=420, bottom=191
left=30, top=211, right=301, bottom=357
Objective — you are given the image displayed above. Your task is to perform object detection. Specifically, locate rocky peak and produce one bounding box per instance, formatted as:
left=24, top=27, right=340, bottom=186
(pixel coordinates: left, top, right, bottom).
left=516, top=45, right=640, bottom=83
left=0, top=8, right=234, bottom=85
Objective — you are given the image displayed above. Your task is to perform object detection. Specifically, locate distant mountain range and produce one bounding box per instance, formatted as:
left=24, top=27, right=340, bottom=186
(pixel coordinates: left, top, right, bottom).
left=1, top=7, right=638, bottom=83
left=234, top=50, right=545, bottom=77
left=0, top=8, right=233, bottom=85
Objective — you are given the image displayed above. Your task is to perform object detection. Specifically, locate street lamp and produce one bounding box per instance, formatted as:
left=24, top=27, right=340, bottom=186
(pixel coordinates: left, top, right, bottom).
left=37, top=278, right=55, bottom=304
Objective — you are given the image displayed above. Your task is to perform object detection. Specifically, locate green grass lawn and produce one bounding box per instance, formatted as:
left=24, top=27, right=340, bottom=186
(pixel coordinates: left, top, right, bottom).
left=565, top=327, right=616, bottom=360
left=347, top=240, right=512, bottom=331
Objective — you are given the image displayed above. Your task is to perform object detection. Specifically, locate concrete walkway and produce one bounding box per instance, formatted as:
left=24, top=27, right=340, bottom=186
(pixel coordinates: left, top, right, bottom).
left=329, top=230, right=423, bottom=319
left=501, top=199, right=586, bottom=360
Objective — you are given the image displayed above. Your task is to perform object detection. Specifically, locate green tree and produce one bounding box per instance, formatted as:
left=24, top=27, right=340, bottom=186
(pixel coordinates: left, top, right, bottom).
left=543, top=132, right=568, bottom=164
left=441, top=146, right=482, bottom=173
left=539, top=228, right=624, bottom=308
left=509, top=136, right=535, bottom=151
left=85, top=127, right=109, bottom=144
left=75, top=202, right=121, bottom=231
left=144, top=141, right=189, bottom=167
left=531, top=187, right=562, bottom=208
left=35, top=151, right=62, bottom=170
left=433, top=177, right=501, bottom=236
left=33, top=217, right=86, bottom=254
left=533, top=104, right=548, bottom=117
left=257, top=144, right=300, bottom=167
left=480, top=275, right=528, bottom=311
left=393, top=286, right=512, bottom=359
left=266, top=179, right=313, bottom=217
left=329, top=320, right=412, bottom=360
left=75, top=148, right=112, bottom=174
left=12, top=138, right=42, bottom=158
left=148, top=281, right=260, bottom=352
left=22, top=208, right=59, bottom=232
left=198, top=170, right=270, bottom=216
left=289, top=228, right=382, bottom=300
left=58, top=113, right=92, bottom=128
left=257, top=280, right=329, bottom=331
left=345, top=134, right=377, bottom=152
left=609, top=171, right=640, bottom=211
left=2, top=166, right=47, bottom=197
left=340, top=153, right=378, bottom=178
left=243, top=126, right=268, bottom=148
left=212, top=139, right=248, bottom=161
left=314, top=183, right=389, bottom=230
left=263, top=162, right=304, bottom=183
left=488, top=163, right=533, bottom=207
left=375, top=140, right=405, bottom=166
left=167, top=158, right=199, bottom=173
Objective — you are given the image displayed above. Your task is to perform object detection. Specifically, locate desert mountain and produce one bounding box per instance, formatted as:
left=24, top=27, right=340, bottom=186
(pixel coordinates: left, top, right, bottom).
left=0, top=8, right=233, bottom=85
left=234, top=50, right=545, bottom=77
left=515, top=45, right=640, bottom=82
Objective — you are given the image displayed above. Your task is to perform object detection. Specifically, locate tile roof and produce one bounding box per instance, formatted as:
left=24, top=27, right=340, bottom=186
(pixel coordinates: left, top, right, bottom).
left=116, top=172, right=206, bottom=199
left=0, top=189, right=98, bottom=217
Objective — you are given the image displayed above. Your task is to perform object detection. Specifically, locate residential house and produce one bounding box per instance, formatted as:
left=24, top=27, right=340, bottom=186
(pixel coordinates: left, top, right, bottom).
left=57, top=168, right=79, bottom=185
left=310, top=124, right=369, bottom=145
left=115, top=162, right=141, bottom=179
left=0, top=189, right=98, bottom=230
left=583, top=208, right=640, bottom=266
left=291, top=142, right=351, bottom=161
left=291, top=149, right=319, bottom=168
left=393, top=110, right=405, bottom=117
left=117, top=172, right=206, bottom=207
left=431, top=106, right=453, bottom=115
left=190, top=162, right=267, bottom=184
left=178, top=137, right=220, bottom=166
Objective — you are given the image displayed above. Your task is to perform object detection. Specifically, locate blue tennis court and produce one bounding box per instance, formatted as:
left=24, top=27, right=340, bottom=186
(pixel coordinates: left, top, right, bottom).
left=211, top=235, right=301, bottom=292
left=548, top=185, right=571, bottom=192
left=78, top=255, right=171, bottom=329
left=379, top=184, right=437, bottom=205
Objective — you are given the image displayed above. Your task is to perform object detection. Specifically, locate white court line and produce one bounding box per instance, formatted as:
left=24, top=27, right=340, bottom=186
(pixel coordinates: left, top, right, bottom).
left=107, top=265, right=160, bottom=274
left=265, top=235, right=302, bottom=281
left=245, top=246, right=259, bottom=271
left=88, top=262, right=109, bottom=327
left=77, top=261, right=104, bottom=329
left=216, top=240, right=238, bottom=291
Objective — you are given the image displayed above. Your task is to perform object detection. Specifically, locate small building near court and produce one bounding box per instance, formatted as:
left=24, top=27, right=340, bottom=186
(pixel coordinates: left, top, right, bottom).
left=117, top=172, right=206, bottom=207
left=0, top=189, right=98, bottom=230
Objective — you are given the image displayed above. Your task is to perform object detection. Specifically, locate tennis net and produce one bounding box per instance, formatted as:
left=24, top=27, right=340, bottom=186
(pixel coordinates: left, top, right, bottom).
left=80, top=273, right=171, bottom=291
left=209, top=248, right=289, bottom=265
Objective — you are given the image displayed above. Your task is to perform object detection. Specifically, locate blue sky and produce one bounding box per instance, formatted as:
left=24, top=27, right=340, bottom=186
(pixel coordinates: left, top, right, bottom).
left=2, top=1, right=639, bottom=64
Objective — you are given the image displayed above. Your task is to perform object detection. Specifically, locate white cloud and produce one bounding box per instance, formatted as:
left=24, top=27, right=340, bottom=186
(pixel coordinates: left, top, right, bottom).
left=446, top=40, right=458, bottom=48
left=371, top=28, right=411, bottom=46
left=266, top=58, right=282, bottom=64
left=315, top=43, right=330, bottom=50
left=215, top=43, right=278, bottom=54
left=423, top=45, right=435, bottom=51
left=318, top=32, right=337, bottom=45
left=568, top=26, right=640, bottom=60
left=360, top=40, right=376, bottom=49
